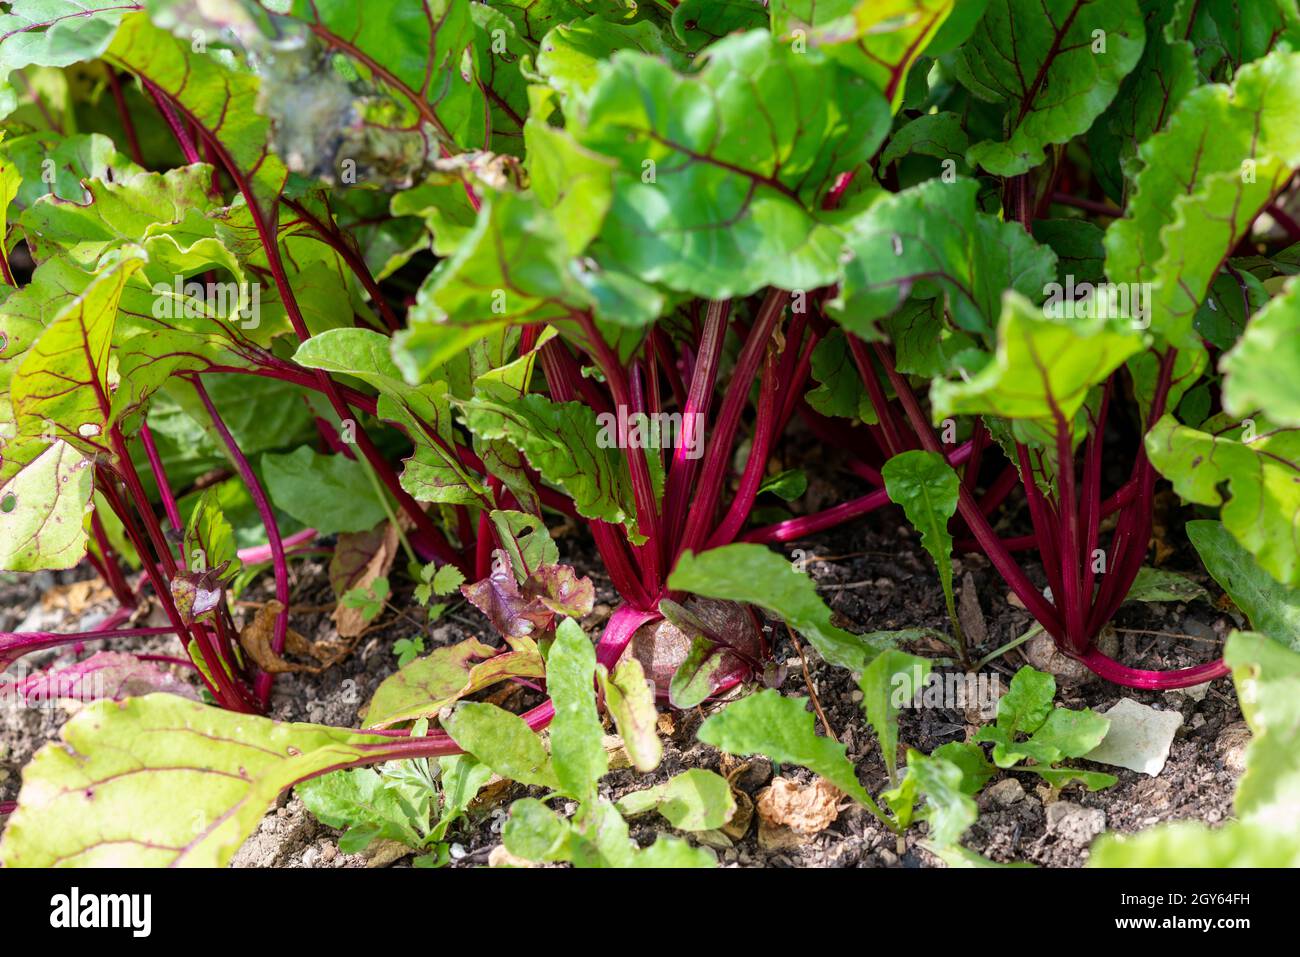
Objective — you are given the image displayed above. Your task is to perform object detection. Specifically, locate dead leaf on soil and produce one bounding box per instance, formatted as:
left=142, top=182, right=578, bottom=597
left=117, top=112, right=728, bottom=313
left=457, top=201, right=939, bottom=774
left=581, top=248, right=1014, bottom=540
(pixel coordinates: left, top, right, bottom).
left=240, top=601, right=326, bottom=675
left=41, top=579, right=113, bottom=615
left=957, top=571, right=988, bottom=648
left=364, top=840, right=412, bottom=868
left=756, top=776, right=844, bottom=836
left=329, top=522, right=400, bottom=638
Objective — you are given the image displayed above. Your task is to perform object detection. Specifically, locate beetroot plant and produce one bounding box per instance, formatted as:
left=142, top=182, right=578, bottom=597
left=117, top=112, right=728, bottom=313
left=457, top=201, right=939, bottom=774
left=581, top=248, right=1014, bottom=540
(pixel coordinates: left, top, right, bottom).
left=0, top=0, right=1298, bottom=869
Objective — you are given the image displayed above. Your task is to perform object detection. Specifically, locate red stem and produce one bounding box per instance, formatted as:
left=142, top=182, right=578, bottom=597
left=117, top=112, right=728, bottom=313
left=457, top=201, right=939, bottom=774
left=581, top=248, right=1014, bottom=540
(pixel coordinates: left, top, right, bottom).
left=191, top=377, right=289, bottom=708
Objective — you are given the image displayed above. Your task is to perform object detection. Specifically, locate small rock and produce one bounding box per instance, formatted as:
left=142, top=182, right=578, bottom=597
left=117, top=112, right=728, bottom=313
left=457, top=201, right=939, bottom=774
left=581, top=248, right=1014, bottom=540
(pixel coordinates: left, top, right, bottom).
left=320, top=843, right=337, bottom=863
left=982, top=778, right=1026, bottom=809
left=732, top=756, right=773, bottom=793
left=1046, top=802, right=1106, bottom=843
left=849, top=689, right=864, bottom=703
left=449, top=843, right=467, bottom=861
left=1084, top=698, right=1184, bottom=776
left=300, top=846, right=320, bottom=868
left=1023, top=632, right=1092, bottom=683
left=757, top=817, right=808, bottom=851
left=1216, top=721, right=1251, bottom=774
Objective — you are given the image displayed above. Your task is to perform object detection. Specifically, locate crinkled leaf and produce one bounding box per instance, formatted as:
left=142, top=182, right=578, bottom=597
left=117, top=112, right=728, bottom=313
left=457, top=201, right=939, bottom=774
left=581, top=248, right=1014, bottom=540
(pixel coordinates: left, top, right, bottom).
left=954, top=0, right=1146, bottom=176
left=572, top=30, right=890, bottom=298
left=929, top=291, right=1145, bottom=446
left=1105, top=50, right=1300, bottom=348
left=771, top=0, right=959, bottom=109
left=1147, top=413, right=1300, bottom=586
left=833, top=178, right=1057, bottom=338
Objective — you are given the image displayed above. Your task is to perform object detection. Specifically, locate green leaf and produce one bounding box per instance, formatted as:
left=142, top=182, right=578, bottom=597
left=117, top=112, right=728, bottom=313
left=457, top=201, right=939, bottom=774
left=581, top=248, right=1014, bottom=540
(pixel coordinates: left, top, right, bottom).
left=104, top=12, right=286, bottom=217
left=881, top=450, right=961, bottom=643
left=598, top=656, right=662, bottom=773
left=0, top=694, right=396, bottom=867
left=397, top=190, right=590, bottom=382
left=995, top=665, right=1055, bottom=735
left=11, top=254, right=144, bottom=459
left=665, top=633, right=730, bottom=710
left=503, top=797, right=573, bottom=862
left=1123, top=567, right=1210, bottom=605
left=833, top=178, right=1057, bottom=338
left=1186, top=520, right=1300, bottom=651
left=697, top=689, right=873, bottom=807
left=1221, top=277, right=1300, bottom=427
left=1087, top=0, right=1198, bottom=202
left=669, top=543, right=886, bottom=671
left=296, top=768, right=424, bottom=852
left=461, top=391, right=639, bottom=532
left=442, top=701, right=560, bottom=790
left=615, top=769, right=735, bottom=831
left=573, top=30, right=890, bottom=298
left=293, top=329, right=487, bottom=506
left=902, top=748, right=977, bottom=848
left=260, top=446, right=390, bottom=536
left=1090, top=819, right=1300, bottom=867
left=770, top=0, right=960, bottom=110
left=537, top=15, right=688, bottom=101
left=548, top=618, right=608, bottom=801
left=804, top=329, right=876, bottom=423
left=0, top=1, right=128, bottom=117
left=929, top=291, right=1145, bottom=446
left=1147, top=414, right=1300, bottom=587
left=363, top=636, right=544, bottom=729
left=954, top=0, right=1146, bottom=176
left=672, top=0, right=768, bottom=52
left=1091, top=630, right=1300, bottom=865
left=860, top=649, right=931, bottom=781
left=0, top=440, right=94, bottom=571
left=880, top=111, right=971, bottom=168
left=1105, top=50, right=1300, bottom=348
left=975, top=667, right=1109, bottom=769
left=261, top=0, right=480, bottom=158
left=1224, top=631, right=1300, bottom=828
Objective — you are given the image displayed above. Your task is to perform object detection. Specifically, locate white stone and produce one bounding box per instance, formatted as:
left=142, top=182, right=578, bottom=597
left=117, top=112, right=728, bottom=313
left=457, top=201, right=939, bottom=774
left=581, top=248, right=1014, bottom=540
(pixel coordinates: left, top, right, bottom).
left=1084, top=698, right=1184, bottom=776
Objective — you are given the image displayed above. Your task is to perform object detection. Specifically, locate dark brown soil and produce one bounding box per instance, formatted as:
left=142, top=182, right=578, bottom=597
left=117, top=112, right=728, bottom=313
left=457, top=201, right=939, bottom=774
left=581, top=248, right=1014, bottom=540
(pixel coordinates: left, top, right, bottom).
left=0, top=502, right=1245, bottom=869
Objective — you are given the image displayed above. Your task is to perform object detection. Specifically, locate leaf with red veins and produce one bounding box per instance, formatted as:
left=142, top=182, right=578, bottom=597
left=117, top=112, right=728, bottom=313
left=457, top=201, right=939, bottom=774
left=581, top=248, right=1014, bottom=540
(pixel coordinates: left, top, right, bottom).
left=462, top=550, right=594, bottom=640
left=170, top=561, right=232, bottom=626
left=11, top=253, right=144, bottom=459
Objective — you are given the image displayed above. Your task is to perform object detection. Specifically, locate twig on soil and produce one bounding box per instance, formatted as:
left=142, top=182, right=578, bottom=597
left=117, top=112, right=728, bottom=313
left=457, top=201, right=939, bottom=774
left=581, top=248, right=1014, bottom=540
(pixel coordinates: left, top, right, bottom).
left=1113, top=627, right=1223, bottom=644
left=786, top=625, right=838, bottom=743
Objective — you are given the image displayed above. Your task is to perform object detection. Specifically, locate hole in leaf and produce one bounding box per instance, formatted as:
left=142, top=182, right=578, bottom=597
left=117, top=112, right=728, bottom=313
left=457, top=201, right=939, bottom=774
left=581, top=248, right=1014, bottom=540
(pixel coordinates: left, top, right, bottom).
left=1, top=493, right=16, bottom=513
